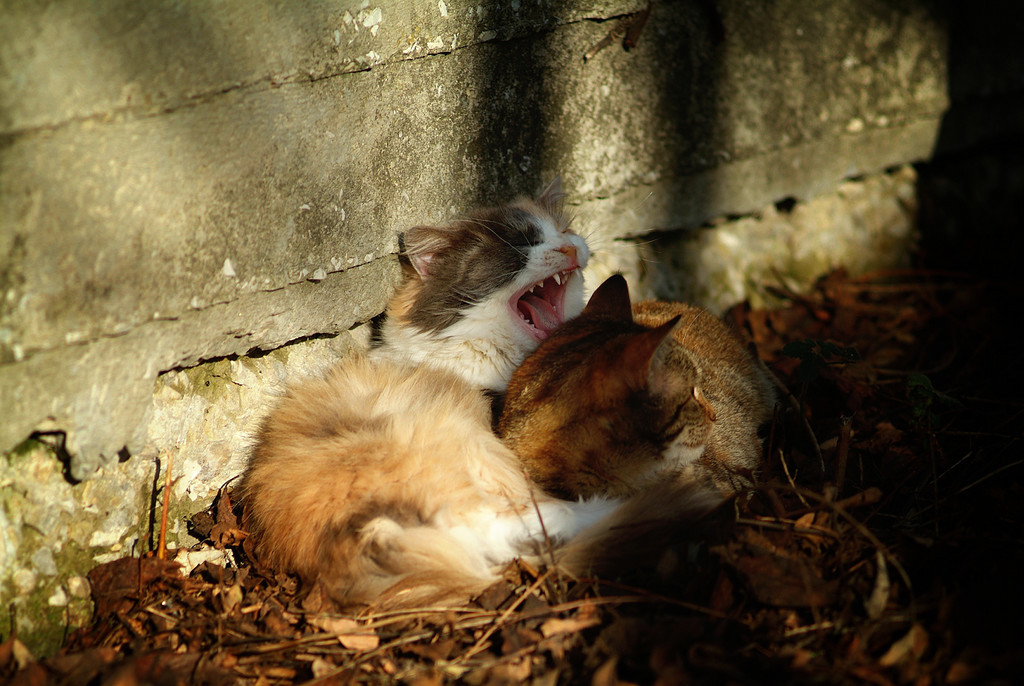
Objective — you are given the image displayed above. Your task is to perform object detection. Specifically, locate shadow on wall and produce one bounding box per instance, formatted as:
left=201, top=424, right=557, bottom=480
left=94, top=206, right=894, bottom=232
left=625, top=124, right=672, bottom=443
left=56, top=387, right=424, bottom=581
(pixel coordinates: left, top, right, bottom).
left=423, top=2, right=722, bottom=211
left=916, top=0, right=1024, bottom=279
left=523, top=0, right=727, bottom=291
left=25, top=1, right=729, bottom=313
left=442, top=11, right=556, bottom=208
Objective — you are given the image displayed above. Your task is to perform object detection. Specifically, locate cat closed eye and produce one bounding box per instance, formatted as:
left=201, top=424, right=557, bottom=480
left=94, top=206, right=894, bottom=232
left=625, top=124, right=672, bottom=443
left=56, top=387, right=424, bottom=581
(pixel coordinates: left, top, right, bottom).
left=513, top=227, right=542, bottom=247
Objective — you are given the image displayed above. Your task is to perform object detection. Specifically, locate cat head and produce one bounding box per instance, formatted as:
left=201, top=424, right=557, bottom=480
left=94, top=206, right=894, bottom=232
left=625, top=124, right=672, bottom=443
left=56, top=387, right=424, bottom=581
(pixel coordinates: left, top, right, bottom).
left=499, top=274, right=716, bottom=499
left=379, top=177, right=590, bottom=391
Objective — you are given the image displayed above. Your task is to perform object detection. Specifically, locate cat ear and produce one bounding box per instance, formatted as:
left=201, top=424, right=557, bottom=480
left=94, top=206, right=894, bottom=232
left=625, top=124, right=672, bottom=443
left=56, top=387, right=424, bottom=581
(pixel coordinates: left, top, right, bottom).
left=584, top=274, right=633, bottom=322
left=535, top=175, right=565, bottom=215
left=401, top=225, right=451, bottom=277
left=620, top=316, right=681, bottom=391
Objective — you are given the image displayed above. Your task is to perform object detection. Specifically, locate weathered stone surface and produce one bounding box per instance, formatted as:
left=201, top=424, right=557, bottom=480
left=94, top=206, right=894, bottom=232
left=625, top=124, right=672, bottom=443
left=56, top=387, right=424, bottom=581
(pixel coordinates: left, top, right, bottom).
left=1, top=0, right=648, bottom=134
left=634, top=166, right=920, bottom=313
left=1, top=328, right=366, bottom=653
left=2, top=256, right=398, bottom=478
left=0, top=0, right=982, bottom=472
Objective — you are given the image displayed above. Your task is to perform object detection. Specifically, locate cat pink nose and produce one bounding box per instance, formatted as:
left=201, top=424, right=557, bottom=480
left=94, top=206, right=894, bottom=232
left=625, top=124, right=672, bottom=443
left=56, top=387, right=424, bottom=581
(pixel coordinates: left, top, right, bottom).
left=558, top=244, right=578, bottom=263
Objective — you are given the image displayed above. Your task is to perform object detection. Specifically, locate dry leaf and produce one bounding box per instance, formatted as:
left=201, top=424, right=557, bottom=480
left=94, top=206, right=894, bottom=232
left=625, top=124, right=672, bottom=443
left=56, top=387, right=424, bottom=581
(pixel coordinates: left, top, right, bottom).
left=310, top=657, right=335, bottom=678
left=405, top=639, right=456, bottom=662
left=864, top=549, right=890, bottom=619
left=540, top=613, right=601, bottom=638
left=878, top=623, right=928, bottom=667
left=945, top=658, right=978, bottom=684
left=7, top=662, right=49, bottom=686
left=88, top=556, right=183, bottom=617
left=309, top=616, right=380, bottom=651
left=9, top=637, right=33, bottom=671
left=795, top=512, right=816, bottom=529
left=221, top=583, right=244, bottom=614
left=591, top=656, right=622, bottom=686
left=716, top=540, right=839, bottom=608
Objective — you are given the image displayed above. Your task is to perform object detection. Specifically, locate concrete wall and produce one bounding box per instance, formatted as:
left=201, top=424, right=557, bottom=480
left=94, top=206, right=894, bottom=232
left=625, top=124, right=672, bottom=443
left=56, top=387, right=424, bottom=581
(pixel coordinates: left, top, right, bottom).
left=2, top=0, right=1023, bottom=652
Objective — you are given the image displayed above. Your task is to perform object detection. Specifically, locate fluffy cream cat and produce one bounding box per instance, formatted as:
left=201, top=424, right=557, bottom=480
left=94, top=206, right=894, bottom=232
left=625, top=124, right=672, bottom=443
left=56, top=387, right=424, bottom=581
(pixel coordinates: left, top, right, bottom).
left=240, top=181, right=718, bottom=609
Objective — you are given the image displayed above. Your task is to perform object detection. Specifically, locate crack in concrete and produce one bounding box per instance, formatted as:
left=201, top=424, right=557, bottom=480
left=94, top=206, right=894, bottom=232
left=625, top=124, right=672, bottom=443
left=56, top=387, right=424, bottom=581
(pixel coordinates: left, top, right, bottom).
left=1, top=256, right=393, bottom=365
left=1, top=11, right=625, bottom=139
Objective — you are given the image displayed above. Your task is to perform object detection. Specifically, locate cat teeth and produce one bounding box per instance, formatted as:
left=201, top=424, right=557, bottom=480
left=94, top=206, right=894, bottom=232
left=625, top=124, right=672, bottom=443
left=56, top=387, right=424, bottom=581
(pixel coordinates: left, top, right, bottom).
left=527, top=271, right=569, bottom=294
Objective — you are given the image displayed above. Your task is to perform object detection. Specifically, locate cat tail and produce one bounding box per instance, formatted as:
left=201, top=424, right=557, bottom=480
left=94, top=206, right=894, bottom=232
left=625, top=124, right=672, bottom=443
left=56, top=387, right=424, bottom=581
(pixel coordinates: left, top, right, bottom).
left=322, top=517, right=502, bottom=611
left=551, top=481, right=726, bottom=579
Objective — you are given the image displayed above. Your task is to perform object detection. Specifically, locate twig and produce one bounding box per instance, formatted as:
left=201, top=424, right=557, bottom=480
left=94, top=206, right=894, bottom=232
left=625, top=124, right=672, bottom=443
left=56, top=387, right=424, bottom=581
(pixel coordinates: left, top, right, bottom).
left=783, top=620, right=837, bottom=637
left=525, top=472, right=565, bottom=604
left=582, top=2, right=652, bottom=61
left=454, top=569, right=553, bottom=664
left=565, top=582, right=741, bottom=623
left=759, top=359, right=825, bottom=475
left=955, top=458, right=1024, bottom=496
left=929, top=436, right=940, bottom=537
left=757, top=484, right=916, bottom=618
left=356, top=606, right=496, bottom=625
left=734, top=517, right=841, bottom=541
left=786, top=487, right=883, bottom=518
left=305, top=573, right=556, bottom=683
left=157, top=451, right=174, bottom=560
left=778, top=449, right=811, bottom=510
left=826, top=414, right=853, bottom=502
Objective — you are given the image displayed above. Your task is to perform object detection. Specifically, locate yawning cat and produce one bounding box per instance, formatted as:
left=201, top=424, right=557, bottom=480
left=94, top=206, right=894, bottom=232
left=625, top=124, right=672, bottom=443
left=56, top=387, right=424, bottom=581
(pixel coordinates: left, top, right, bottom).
left=239, top=183, right=717, bottom=610
left=499, top=274, right=777, bottom=498
left=375, top=177, right=589, bottom=391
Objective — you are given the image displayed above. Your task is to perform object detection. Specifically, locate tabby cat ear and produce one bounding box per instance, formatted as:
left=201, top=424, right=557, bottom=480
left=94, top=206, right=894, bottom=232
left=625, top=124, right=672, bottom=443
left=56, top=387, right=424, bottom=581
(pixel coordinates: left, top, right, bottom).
left=535, top=175, right=565, bottom=216
left=584, top=274, right=633, bottom=321
left=620, top=316, right=681, bottom=391
left=401, top=225, right=451, bottom=277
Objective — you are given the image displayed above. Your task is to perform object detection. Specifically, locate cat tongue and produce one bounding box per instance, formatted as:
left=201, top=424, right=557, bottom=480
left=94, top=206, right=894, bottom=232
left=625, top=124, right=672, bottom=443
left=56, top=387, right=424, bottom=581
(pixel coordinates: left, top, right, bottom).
left=518, top=292, right=561, bottom=334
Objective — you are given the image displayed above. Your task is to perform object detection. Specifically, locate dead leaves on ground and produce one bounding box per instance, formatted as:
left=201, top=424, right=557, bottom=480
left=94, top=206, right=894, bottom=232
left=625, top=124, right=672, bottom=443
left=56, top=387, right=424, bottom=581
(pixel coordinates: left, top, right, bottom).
left=5, top=268, right=1023, bottom=685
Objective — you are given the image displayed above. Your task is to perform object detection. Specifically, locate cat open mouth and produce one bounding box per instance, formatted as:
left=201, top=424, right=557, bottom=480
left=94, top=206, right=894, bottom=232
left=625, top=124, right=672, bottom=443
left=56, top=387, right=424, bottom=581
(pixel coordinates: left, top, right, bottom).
left=511, top=268, right=578, bottom=340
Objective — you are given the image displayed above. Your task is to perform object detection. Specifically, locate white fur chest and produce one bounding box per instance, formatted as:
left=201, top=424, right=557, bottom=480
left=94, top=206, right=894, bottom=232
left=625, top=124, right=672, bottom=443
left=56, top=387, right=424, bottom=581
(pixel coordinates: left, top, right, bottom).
left=377, top=300, right=535, bottom=392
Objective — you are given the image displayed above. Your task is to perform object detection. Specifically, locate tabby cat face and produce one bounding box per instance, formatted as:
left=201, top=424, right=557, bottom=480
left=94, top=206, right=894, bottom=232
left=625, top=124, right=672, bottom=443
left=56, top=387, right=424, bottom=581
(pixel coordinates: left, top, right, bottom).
left=499, top=275, right=716, bottom=499
left=379, top=177, right=590, bottom=391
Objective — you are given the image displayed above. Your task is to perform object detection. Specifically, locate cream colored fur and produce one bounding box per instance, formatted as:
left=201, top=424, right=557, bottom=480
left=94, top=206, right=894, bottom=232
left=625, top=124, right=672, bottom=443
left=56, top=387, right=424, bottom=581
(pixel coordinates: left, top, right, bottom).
left=240, top=353, right=718, bottom=609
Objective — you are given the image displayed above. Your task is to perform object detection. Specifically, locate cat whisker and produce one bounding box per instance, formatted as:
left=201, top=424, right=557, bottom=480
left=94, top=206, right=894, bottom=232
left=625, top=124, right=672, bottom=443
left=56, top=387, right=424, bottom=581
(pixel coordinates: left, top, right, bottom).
left=633, top=252, right=666, bottom=266
left=623, top=235, right=661, bottom=249
left=449, top=288, right=487, bottom=307
left=677, top=308, right=702, bottom=346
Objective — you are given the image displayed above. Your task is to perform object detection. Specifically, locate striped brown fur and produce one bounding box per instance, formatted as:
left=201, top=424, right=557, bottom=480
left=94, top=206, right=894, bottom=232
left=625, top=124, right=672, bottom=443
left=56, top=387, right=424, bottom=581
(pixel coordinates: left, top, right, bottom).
left=499, top=275, right=776, bottom=498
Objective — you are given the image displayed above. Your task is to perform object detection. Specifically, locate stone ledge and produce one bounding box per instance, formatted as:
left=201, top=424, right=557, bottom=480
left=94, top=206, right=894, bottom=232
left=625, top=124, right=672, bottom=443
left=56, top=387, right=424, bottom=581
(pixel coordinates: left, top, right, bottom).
left=1, top=256, right=399, bottom=479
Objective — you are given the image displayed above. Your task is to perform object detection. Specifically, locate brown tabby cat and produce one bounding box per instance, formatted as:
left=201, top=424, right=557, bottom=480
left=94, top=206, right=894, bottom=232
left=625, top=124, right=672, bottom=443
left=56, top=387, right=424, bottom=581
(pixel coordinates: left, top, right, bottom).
left=499, top=274, right=776, bottom=499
